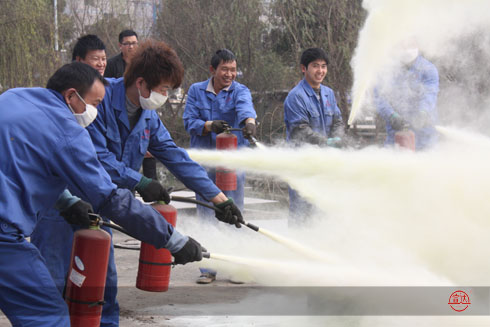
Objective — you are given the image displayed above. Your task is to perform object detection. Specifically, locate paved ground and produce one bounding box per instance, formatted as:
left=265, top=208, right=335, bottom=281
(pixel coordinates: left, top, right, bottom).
left=116, top=191, right=293, bottom=326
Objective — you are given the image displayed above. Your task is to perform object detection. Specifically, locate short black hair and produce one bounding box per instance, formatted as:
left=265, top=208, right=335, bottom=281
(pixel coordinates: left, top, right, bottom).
left=72, top=34, right=106, bottom=61
left=210, top=49, right=236, bottom=69
left=46, top=62, right=108, bottom=97
left=119, top=29, right=138, bottom=43
left=300, top=48, right=329, bottom=68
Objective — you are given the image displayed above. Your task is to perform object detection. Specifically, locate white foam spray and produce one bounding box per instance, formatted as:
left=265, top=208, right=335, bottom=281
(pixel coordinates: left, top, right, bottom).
left=348, top=0, right=490, bottom=125
left=188, top=135, right=490, bottom=287
left=255, top=226, right=335, bottom=262
left=181, top=136, right=490, bottom=324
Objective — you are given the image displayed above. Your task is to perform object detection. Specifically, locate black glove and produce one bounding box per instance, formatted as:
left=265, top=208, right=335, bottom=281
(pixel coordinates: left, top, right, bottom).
left=172, top=237, right=203, bottom=265
left=135, top=177, right=170, bottom=204
left=211, top=120, right=230, bottom=134
left=214, top=198, right=245, bottom=228
left=60, top=200, right=93, bottom=227
left=290, top=124, right=327, bottom=146
left=389, top=112, right=406, bottom=131
left=242, top=122, right=256, bottom=139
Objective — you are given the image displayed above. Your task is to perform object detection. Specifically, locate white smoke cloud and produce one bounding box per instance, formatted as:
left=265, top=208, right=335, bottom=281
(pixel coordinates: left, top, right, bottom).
left=349, top=0, right=490, bottom=130
left=187, top=127, right=490, bottom=287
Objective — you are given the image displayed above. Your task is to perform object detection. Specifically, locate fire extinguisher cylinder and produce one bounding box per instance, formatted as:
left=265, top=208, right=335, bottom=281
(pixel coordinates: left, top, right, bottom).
left=65, top=223, right=111, bottom=327
left=136, top=203, right=177, bottom=292
left=394, top=129, right=416, bottom=151
left=216, top=131, right=237, bottom=191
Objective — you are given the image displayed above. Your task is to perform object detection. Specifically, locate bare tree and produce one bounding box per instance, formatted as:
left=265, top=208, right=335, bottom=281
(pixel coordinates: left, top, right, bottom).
left=270, top=0, right=366, bottom=123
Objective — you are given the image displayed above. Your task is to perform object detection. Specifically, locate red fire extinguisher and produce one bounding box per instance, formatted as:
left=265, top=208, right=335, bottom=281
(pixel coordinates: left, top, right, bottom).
left=65, top=222, right=111, bottom=327
left=136, top=203, right=177, bottom=292
left=395, top=129, right=416, bottom=151
left=216, top=131, right=237, bottom=191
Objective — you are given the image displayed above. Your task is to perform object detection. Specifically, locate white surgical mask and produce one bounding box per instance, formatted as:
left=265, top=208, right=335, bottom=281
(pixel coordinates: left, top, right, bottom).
left=67, top=91, right=98, bottom=128
left=400, top=48, right=419, bottom=64
left=138, top=88, right=168, bottom=110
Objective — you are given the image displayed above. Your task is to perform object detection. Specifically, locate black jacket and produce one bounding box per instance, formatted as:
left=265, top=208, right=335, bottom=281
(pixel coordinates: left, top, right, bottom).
left=104, top=53, right=126, bottom=78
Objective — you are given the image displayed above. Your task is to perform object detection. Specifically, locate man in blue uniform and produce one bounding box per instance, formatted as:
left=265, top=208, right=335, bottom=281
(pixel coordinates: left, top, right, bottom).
left=283, top=48, right=344, bottom=225
left=30, top=33, right=109, bottom=298
left=104, top=29, right=159, bottom=181
left=72, top=34, right=107, bottom=76
left=374, top=44, right=439, bottom=150
left=183, top=49, right=257, bottom=283
left=32, top=41, right=244, bottom=326
left=0, top=62, right=202, bottom=327
left=89, top=41, right=243, bottom=224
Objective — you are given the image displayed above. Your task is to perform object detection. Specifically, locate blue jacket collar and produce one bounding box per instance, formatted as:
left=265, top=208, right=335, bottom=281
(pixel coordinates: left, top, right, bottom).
left=112, top=79, right=127, bottom=113
left=48, top=89, right=65, bottom=103
left=113, top=79, right=152, bottom=119
left=48, top=89, right=72, bottom=113
left=300, top=78, right=317, bottom=98
left=201, top=78, right=236, bottom=94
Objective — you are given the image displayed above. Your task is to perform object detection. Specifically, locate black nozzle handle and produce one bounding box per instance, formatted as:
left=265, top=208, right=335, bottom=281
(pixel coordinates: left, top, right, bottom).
left=220, top=127, right=260, bottom=148
left=170, top=196, right=260, bottom=231
left=244, top=221, right=259, bottom=232
left=88, top=212, right=101, bottom=222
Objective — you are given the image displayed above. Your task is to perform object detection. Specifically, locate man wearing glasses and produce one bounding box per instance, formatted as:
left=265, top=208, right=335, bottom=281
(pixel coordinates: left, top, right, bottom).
left=104, top=29, right=139, bottom=78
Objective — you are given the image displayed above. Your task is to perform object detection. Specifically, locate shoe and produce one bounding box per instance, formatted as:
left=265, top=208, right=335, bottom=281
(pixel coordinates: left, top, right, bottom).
left=196, top=273, right=216, bottom=284
left=229, top=278, right=244, bottom=284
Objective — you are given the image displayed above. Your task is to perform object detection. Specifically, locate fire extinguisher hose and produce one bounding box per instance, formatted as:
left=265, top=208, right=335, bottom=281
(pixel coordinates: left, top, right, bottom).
left=170, top=196, right=260, bottom=232
left=100, top=221, right=129, bottom=235
left=88, top=213, right=132, bottom=236
left=88, top=197, right=261, bottom=247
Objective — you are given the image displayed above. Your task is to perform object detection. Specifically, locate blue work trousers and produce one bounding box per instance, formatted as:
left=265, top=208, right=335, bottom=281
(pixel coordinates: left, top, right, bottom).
left=0, top=221, right=70, bottom=327
left=288, top=186, right=318, bottom=227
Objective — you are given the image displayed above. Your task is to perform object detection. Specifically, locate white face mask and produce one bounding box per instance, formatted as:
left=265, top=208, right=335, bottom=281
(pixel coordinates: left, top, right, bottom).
left=138, top=88, right=168, bottom=110
left=400, top=48, right=419, bottom=64
left=67, top=91, right=98, bottom=128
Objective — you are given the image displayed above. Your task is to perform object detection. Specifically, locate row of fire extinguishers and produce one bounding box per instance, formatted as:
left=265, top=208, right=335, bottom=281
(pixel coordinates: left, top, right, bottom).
left=65, top=129, right=244, bottom=326
left=65, top=204, right=178, bottom=327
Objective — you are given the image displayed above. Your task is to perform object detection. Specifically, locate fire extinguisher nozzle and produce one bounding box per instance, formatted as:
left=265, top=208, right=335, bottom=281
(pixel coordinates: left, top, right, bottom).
left=88, top=213, right=102, bottom=227
left=245, top=222, right=259, bottom=232
left=202, top=252, right=211, bottom=259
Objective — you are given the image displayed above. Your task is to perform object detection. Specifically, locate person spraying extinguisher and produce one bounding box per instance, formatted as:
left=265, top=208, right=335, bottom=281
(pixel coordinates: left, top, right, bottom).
left=373, top=39, right=439, bottom=151
left=183, top=48, right=257, bottom=284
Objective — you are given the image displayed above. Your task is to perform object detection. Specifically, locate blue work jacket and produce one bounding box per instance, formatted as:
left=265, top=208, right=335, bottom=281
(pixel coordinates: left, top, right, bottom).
left=183, top=79, right=257, bottom=149
left=284, top=79, right=343, bottom=141
left=0, top=88, right=175, bottom=248
left=86, top=78, right=221, bottom=200
left=374, top=55, right=439, bottom=150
